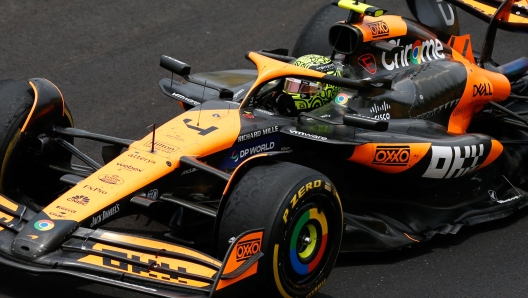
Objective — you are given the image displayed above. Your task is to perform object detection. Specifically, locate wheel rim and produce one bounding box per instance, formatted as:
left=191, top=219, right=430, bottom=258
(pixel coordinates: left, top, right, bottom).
left=289, top=207, right=328, bottom=275
left=296, top=224, right=317, bottom=259
left=282, top=201, right=331, bottom=287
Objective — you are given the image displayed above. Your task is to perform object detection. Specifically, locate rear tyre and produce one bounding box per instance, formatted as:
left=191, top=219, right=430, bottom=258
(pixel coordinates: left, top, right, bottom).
left=0, top=79, right=73, bottom=210
left=291, top=4, right=348, bottom=58
left=218, top=161, right=343, bottom=297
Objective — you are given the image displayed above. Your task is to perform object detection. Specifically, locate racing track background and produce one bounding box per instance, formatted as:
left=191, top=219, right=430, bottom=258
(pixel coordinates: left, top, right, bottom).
left=0, top=0, right=527, bottom=297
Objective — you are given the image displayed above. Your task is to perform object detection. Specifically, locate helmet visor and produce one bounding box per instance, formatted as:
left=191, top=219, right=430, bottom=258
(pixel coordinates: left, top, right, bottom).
left=284, top=78, right=323, bottom=95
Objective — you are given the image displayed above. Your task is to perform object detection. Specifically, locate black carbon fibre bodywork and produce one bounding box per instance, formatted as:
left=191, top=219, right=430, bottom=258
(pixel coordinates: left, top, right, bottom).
left=157, top=6, right=528, bottom=254
left=183, top=100, right=528, bottom=252
left=2, top=1, right=528, bottom=297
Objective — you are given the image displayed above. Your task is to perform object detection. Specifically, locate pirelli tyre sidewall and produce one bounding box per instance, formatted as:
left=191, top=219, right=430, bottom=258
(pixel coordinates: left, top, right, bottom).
left=219, top=162, right=343, bottom=297
left=269, top=173, right=342, bottom=297
left=291, top=4, right=348, bottom=58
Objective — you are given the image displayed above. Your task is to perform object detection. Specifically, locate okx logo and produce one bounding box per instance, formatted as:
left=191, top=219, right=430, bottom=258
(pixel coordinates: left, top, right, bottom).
left=236, top=238, right=261, bottom=261
left=366, top=21, right=390, bottom=38
left=373, top=146, right=410, bottom=166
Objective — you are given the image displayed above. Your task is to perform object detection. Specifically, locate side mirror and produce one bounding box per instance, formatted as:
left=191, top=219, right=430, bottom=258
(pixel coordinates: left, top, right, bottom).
left=160, top=55, right=191, bottom=77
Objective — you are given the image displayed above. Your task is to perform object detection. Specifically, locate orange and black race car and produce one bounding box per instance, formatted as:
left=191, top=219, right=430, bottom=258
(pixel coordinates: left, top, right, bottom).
left=0, top=0, right=527, bottom=297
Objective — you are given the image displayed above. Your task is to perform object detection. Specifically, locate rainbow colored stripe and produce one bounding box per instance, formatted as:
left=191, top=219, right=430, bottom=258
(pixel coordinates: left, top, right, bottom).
left=289, top=208, right=328, bottom=275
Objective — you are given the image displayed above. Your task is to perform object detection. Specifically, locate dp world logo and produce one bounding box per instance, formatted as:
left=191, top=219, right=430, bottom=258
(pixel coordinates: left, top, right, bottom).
left=230, top=151, right=239, bottom=162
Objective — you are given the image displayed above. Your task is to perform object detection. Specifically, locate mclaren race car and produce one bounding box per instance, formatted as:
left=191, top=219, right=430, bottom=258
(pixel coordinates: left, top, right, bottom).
left=1, top=0, right=528, bottom=297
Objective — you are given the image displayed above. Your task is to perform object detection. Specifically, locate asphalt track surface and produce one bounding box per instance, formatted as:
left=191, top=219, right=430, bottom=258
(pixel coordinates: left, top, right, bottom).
left=0, top=0, right=527, bottom=297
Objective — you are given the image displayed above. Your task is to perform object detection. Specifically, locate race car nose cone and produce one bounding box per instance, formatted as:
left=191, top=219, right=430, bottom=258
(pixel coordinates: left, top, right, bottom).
left=11, top=212, right=78, bottom=260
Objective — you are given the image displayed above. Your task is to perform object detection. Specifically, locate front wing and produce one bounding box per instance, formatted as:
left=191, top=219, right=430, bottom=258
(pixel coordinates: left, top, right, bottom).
left=0, top=194, right=263, bottom=298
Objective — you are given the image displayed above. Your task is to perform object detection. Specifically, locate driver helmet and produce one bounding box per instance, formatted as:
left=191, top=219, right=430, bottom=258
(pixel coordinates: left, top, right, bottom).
left=283, top=54, right=342, bottom=111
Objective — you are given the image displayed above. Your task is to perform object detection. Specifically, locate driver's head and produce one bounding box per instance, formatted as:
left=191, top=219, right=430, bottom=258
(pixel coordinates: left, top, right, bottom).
left=284, top=54, right=342, bottom=112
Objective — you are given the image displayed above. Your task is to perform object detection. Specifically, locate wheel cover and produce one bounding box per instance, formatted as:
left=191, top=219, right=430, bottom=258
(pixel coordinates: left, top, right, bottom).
left=289, top=207, right=328, bottom=275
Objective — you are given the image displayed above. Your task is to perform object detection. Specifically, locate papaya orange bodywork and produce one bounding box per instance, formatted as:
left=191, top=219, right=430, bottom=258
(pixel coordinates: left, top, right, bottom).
left=42, top=108, right=241, bottom=222
left=447, top=34, right=476, bottom=63
left=448, top=50, right=511, bottom=134
left=77, top=238, right=218, bottom=287
left=355, top=15, right=407, bottom=42
left=215, top=230, right=263, bottom=291
left=0, top=211, right=13, bottom=225
left=457, top=0, right=528, bottom=24
left=241, top=52, right=327, bottom=107
left=348, top=143, right=431, bottom=173
left=0, top=194, right=18, bottom=212
left=476, top=139, right=504, bottom=170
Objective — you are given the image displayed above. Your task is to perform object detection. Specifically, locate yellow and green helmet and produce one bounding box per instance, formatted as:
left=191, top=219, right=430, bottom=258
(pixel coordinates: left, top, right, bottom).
left=284, top=54, right=342, bottom=111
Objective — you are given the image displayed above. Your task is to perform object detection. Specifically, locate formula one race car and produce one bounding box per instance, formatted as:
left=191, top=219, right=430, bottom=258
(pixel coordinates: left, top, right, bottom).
left=0, top=0, right=528, bottom=297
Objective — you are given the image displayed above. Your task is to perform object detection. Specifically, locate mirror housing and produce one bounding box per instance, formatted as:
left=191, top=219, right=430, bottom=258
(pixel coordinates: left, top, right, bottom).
left=160, top=55, right=191, bottom=77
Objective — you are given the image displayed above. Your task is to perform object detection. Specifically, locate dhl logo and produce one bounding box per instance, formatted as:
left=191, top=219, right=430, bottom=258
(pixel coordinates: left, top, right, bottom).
left=373, top=146, right=410, bottom=166
left=78, top=245, right=217, bottom=288
left=236, top=238, right=261, bottom=261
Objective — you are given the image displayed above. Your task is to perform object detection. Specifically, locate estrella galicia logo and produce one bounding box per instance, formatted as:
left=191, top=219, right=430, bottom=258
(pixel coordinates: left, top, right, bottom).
left=373, top=146, right=410, bottom=166
left=366, top=20, right=389, bottom=38
left=358, top=53, right=377, bottom=75
left=236, top=238, right=261, bottom=261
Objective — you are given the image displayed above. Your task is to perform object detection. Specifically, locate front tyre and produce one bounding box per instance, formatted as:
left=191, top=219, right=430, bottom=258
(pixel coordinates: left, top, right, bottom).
left=0, top=79, right=73, bottom=210
left=218, top=162, right=343, bottom=297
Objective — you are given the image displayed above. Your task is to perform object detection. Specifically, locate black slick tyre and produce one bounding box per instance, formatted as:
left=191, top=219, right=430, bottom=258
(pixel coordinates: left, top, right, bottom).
left=218, top=161, right=343, bottom=297
left=291, top=4, right=348, bottom=58
left=0, top=79, right=73, bottom=210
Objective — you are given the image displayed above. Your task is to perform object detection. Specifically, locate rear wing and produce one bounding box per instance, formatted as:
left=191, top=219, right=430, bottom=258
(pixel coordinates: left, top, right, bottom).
left=445, top=0, right=528, bottom=33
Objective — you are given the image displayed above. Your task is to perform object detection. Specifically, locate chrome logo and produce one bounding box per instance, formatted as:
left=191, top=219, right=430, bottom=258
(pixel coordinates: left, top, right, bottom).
left=335, top=93, right=349, bottom=105
left=381, top=38, right=445, bottom=71
left=34, top=220, right=55, bottom=231
left=410, top=40, right=422, bottom=65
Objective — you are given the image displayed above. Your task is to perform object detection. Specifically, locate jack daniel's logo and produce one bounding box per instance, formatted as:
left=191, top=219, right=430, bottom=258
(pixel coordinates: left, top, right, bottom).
left=90, top=204, right=120, bottom=227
